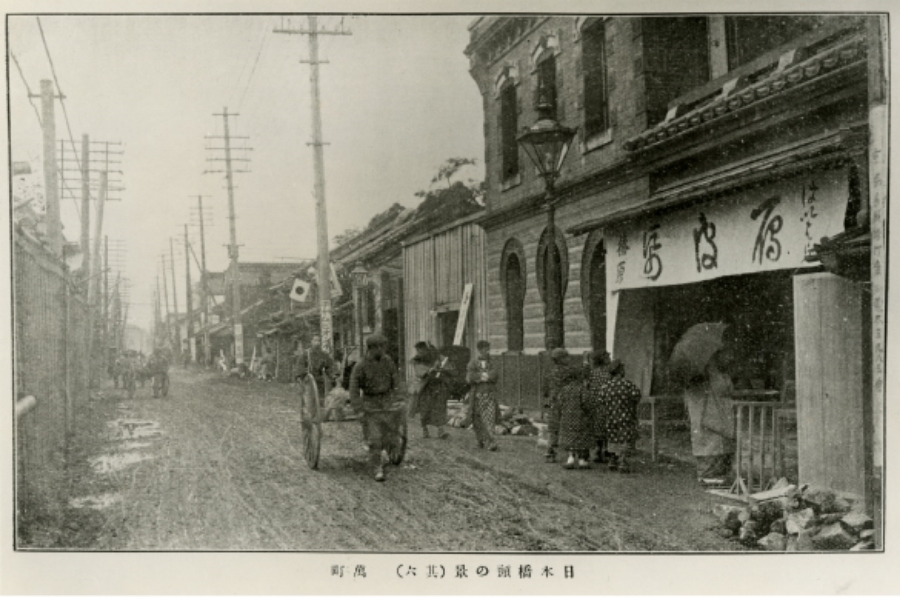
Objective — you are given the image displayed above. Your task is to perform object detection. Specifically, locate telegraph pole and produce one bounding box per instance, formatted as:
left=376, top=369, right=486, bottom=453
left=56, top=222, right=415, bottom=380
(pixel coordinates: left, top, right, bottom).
left=274, top=16, right=351, bottom=355
left=156, top=275, right=164, bottom=349
left=37, top=80, right=62, bottom=256
left=161, top=256, right=171, bottom=352
left=169, top=238, right=182, bottom=358
left=206, top=108, right=251, bottom=364
left=184, top=224, right=195, bottom=364
left=80, top=134, right=90, bottom=281
left=103, top=236, right=109, bottom=363
left=192, top=194, right=211, bottom=365
left=88, top=171, right=107, bottom=307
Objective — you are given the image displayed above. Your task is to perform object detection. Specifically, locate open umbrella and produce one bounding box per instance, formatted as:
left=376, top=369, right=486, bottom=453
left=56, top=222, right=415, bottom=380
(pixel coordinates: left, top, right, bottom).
left=667, top=322, right=728, bottom=386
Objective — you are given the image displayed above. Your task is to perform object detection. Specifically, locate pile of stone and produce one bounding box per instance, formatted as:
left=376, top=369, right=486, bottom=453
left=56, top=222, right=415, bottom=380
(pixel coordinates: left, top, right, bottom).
left=445, top=401, right=539, bottom=436
left=713, top=481, right=875, bottom=551
left=494, top=412, right=540, bottom=437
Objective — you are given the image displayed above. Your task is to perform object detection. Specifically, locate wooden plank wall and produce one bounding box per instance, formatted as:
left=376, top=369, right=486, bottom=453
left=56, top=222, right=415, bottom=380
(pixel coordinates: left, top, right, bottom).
left=403, top=222, right=488, bottom=378
left=793, top=273, right=867, bottom=497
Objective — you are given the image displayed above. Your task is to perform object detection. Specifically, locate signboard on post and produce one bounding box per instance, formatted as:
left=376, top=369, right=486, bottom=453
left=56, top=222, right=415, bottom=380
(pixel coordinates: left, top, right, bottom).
left=453, top=283, right=473, bottom=346
left=234, top=323, right=244, bottom=364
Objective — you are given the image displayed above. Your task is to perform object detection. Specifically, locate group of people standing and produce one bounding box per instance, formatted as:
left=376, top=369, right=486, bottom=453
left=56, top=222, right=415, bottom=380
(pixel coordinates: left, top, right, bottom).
left=311, top=329, right=738, bottom=486
left=408, top=340, right=501, bottom=452
left=545, top=348, right=643, bottom=473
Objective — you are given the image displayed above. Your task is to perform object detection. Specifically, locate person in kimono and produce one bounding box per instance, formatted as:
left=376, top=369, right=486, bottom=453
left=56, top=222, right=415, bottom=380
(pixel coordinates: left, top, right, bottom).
left=585, top=349, right=612, bottom=463
left=683, top=349, right=736, bottom=483
left=598, top=359, right=643, bottom=473
left=557, top=363, right=592, bottom=469
left=466, top=340, right=500, bottom=451
left=542, top=347, right=569, bottom=462
left=414, top=345, right=454, bottom=439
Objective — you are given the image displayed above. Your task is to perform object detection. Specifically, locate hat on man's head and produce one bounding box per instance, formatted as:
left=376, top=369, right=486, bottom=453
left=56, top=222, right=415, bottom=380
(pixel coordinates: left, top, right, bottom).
left=550, top=348, right=569, bottom=362
left=366, top=333, right=387, bottom=348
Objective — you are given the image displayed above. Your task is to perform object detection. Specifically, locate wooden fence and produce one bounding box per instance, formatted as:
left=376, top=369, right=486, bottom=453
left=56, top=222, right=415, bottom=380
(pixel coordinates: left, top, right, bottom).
left=14, top=229, right=91, bottom=516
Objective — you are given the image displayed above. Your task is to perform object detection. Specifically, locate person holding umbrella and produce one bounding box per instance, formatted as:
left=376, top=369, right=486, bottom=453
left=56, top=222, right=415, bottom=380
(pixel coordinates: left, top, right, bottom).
left=669, top=322, right=736, bottom=485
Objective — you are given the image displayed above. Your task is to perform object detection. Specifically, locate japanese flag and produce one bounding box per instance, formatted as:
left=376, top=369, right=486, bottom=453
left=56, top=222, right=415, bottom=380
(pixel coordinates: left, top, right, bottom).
left=290, top=278, right=311, bottom=303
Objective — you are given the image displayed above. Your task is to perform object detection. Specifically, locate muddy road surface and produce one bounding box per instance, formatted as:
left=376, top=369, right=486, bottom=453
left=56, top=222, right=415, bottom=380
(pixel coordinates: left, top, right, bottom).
left=38, top=368, right=738, bottom=551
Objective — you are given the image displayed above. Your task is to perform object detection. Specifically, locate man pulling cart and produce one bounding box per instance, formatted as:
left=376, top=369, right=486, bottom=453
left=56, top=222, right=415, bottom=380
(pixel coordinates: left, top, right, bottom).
left=297, top=333, right=407, bottom=480
left=349, top=334, right=407, bottom=482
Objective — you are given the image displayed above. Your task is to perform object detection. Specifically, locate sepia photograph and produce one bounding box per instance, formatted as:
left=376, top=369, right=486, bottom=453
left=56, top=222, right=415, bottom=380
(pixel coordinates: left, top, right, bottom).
left=2, top=3, right=895, bottom=593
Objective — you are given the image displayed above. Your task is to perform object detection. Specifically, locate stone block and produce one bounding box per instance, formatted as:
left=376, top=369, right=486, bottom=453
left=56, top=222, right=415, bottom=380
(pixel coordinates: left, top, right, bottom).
left=713, top=504, right=743, bottom=526
left=758, top=532, right=787, bottom=551
left=831, top=496, right=853, bottom=514
left=840, top=510, right=873, bottom=532
left=785, top=508, right=817, bottom=534
left=769, top=518, right=787, bottom=535
left=785, top=535, right=798, bottom=552
left=739, top=520, right=760, bottom=546
left=795, top=530, right=815, bottom=551
left=812, top=522, right=856, bottom=551
left=802, top=485, right=837, bottom=513
left=820, top=512, right=844, bottom=525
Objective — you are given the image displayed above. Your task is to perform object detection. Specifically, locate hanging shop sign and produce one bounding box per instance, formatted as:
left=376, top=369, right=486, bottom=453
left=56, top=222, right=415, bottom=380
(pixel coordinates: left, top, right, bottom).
left=605, top=168, right=850, bottom=291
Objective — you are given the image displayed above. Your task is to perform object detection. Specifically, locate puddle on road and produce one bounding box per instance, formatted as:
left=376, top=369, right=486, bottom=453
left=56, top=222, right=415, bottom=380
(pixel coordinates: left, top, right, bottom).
left=69, top=493, right=122, bottom=510
left=89, top=452, right=156, bottom=474
left=107, top=419, right=163, bottom=441
left=120, top=441, right=153, bottom=451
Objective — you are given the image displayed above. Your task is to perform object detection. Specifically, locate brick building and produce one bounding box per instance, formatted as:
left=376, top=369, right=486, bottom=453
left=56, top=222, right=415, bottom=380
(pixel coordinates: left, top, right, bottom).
left=467, top=15, right=884, bottom=519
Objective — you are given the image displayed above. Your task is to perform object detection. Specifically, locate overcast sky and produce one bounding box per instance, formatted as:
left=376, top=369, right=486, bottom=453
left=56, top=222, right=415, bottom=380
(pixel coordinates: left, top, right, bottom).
left=8, top=14, right=484, bottom=329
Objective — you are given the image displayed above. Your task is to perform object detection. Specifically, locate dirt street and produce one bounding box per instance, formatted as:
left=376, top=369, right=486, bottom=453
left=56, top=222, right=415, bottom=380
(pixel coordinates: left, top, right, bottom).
left=23, top=368, right=740, bottom=551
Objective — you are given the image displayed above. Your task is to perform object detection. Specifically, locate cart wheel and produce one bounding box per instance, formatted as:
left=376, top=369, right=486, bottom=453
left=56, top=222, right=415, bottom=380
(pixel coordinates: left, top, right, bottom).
left=299, top=376, right=321, bottom=469
left=387, top=419, right=408, bottom=465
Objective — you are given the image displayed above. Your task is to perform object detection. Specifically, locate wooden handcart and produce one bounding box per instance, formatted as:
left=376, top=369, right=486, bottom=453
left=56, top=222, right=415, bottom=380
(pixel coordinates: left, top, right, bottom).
left=297, top=375, right=408, bottom=470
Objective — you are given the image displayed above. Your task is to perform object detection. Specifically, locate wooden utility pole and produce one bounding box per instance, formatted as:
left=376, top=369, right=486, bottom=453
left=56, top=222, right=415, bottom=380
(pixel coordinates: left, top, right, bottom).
left=155, top=275, right=164, bottom=349
left=207, top=107, right=250, bottom=364
left=184, top=224, right=195, bottom=364
left=88, top=171, right=107, bottom=306
left=80, top=134, right=90, bottom=281
left=38, top=79, right=62, bottom=256
left=194, top=195, right=211, bottom=365
left=169, top=238, right=182, bottom=358
left=274, top=16, right=351, bottom=355
left=103, top=236, right=109, bottom=362
left=161, top=256, right=171, bottom=351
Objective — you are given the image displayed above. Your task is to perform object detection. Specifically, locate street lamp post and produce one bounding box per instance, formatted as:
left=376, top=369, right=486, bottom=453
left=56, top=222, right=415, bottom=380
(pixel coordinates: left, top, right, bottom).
left=351, top=264, right=369, bottom=358
left=517, top=94, right=577, bottom=350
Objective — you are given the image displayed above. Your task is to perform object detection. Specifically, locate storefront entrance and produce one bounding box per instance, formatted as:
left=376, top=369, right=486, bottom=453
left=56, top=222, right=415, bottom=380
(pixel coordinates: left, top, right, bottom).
left=651, top=271, right=795, bottom=395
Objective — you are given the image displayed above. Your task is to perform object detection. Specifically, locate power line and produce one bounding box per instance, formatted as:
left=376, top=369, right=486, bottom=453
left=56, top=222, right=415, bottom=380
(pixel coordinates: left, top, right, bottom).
left=228, top=19, right=270, bottom=109
left=10, top=48, right=82, bottom=222
left=36, top=16, right=93, bottom=205
left=10, top=51, right=42, bottom=127
left=237, top=21, right=271, bottom=112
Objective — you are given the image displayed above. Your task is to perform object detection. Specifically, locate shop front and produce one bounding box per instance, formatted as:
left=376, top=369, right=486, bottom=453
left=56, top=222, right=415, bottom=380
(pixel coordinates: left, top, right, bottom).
left=603, top=165, right=870, bottom=497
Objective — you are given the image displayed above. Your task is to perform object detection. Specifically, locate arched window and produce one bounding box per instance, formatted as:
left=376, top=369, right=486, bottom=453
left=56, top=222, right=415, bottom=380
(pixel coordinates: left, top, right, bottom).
left=501, top=239, right=526, bottom=352
left=536, top=227, right=568, bottom=349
